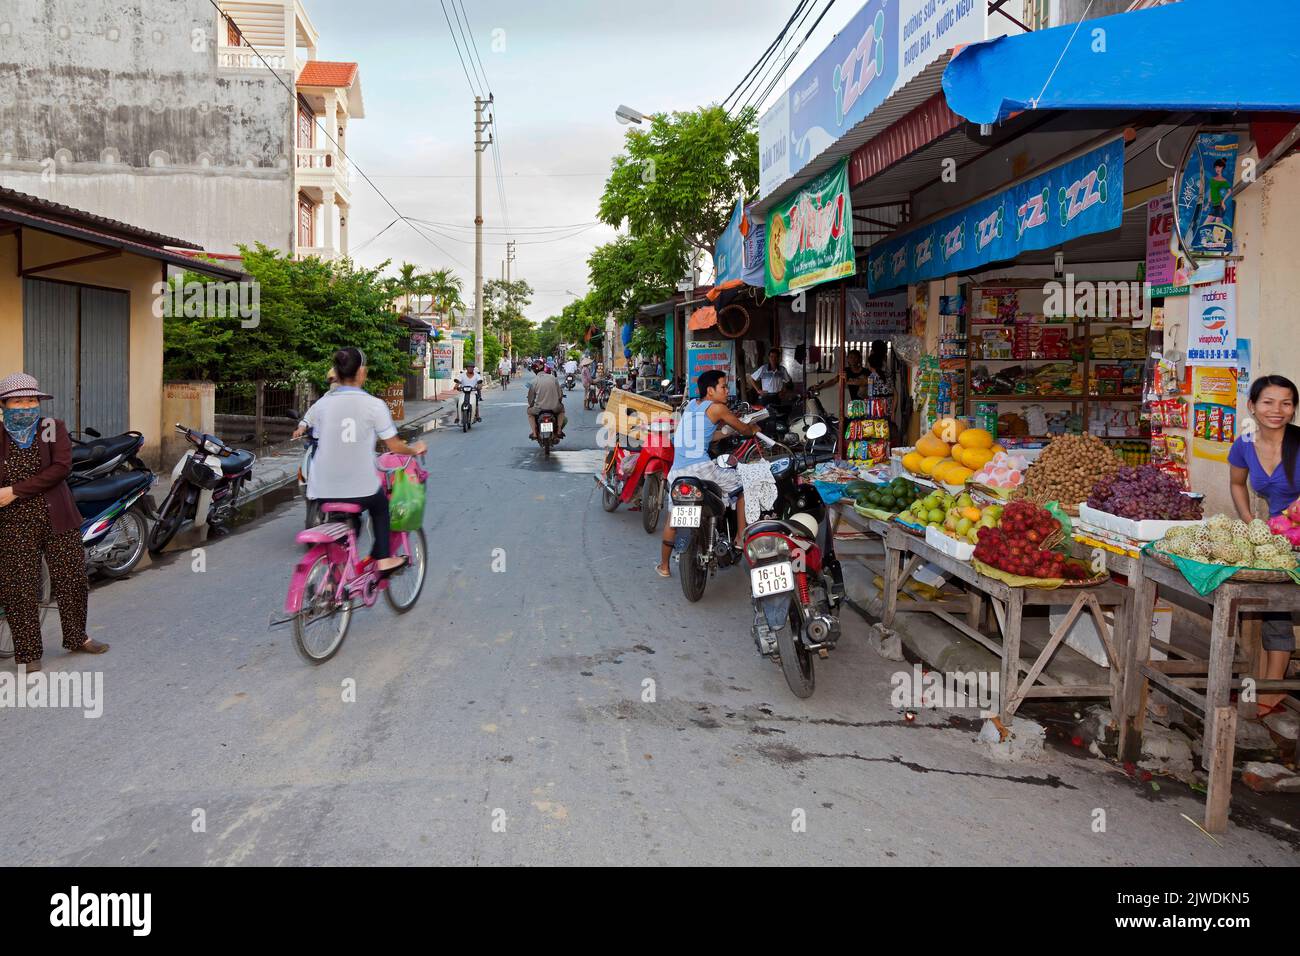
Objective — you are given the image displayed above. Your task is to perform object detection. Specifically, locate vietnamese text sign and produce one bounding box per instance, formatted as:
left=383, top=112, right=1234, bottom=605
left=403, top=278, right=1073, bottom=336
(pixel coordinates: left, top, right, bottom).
left=766, top=159, right=855, bottom=296
left=685, top=339, right=736, bottom=398
left=1145, top=194, right=1188, bottom=297
left=847, top=289, right=908, bottom=338
left=1192, top=366, right=1238, bottom=463
left=1187, top=279, right=1237, bottom=367
left=868, top=138, right=1124, bottom=293
left=758, top=0, right=986, bottom=198
left=714, top=198, right=745, bottom=284
left=430, top=344, right=455, bottom=378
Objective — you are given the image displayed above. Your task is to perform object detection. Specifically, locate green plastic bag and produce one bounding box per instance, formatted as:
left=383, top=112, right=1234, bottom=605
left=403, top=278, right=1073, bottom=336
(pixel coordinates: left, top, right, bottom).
left=388, top=467, right=426, bottom=532
left=1046, top=501, right=1073, bottom=542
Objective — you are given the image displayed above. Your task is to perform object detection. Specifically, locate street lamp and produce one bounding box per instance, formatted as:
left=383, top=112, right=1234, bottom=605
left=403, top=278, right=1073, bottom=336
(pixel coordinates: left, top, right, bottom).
left=615, top=104, right=647, bottom=125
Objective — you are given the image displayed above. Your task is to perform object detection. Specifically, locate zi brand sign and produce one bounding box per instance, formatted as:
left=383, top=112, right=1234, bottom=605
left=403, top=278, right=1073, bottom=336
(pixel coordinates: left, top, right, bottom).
left=759, top=0, right=986, bottom=198
left=766, top=159, right=855, bottom=296
left=868, top=138, right=1124, bottom=292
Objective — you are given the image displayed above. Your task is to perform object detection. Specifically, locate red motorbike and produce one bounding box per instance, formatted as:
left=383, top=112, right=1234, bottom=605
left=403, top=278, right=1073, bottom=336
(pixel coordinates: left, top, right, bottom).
left=597, top=414, right=675, bottom=533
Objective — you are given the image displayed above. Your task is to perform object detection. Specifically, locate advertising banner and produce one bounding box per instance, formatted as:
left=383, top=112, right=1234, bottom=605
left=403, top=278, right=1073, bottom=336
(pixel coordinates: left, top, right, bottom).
left=1177, top=132, right=1239, bottom=255
left=1187, top=278, right=1237, bottom=367
left=758, top=0, right=986, bottom=198
left=714, top=198, right=745, bottom=284
left=742, top=206, right=767, bottom=288
left=1191, top=366, right=1238, bottom=463
left=1238, top=337, right=1252, bottom=397
left=766, top=159, right=855, bottom=296
left=846, top=289, right=908, bottom=338
left=868, top=138, right=1124, bottom=293
left=685, top=339, right=735, bottom=398
left=1145, top=194, right=1188, bottom=297
left=430, top=344, right=456, bottom=379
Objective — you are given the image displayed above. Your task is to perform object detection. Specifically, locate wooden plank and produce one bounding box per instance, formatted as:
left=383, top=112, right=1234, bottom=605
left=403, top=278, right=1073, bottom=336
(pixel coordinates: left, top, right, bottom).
left=1163, top=677, right=1300, bottom=690
left=1020, top=684, right=1114, bottom=698
left=1140, top=663, right=1208, bottom=712
left=1204, top=706, right=1237, bottom=835
left=1203, top=592, right=1238, bottom=762
left=1149, top=660, right=1249, bottom=675
left=1007, top=593, right=1082, bottom=712
left=1000, top=589, right=1024, bottom=722
left=1149, top=637, right=1197, bottom=661
left=925, top=608, right=1060, bottom=684
left=1119, top=561, right=1158, bottom=763
left=968, top=587, right=983, bottom=630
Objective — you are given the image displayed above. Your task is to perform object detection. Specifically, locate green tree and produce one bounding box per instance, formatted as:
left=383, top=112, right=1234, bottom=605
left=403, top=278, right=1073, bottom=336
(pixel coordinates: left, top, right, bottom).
left=460, top=332, right=502, bottom=371
left=587, top=232, right=679, bottom=328
left=629, top=322, right=665, bottom=360
left=427, top=267, right=465, bottom=321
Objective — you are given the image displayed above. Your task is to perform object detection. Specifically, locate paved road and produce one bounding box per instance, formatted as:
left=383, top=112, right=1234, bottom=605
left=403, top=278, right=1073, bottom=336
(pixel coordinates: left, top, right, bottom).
left=4, top=378, right=1295, bottom=865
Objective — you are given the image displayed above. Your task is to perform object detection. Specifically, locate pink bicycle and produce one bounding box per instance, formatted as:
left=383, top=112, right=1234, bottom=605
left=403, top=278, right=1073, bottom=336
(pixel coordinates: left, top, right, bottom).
left=283, top=453, right=428, bottom=663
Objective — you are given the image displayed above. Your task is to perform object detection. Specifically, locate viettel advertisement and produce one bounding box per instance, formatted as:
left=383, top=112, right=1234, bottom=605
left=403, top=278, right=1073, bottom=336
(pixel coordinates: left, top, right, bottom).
left=765, top=158, right=855, bottom=296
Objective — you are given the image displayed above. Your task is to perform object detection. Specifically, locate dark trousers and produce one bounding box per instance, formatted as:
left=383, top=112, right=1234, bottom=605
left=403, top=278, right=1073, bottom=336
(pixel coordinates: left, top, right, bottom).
left=330, top=488, right=391, bottom=561
left=0, top=518, right=89, bottom=665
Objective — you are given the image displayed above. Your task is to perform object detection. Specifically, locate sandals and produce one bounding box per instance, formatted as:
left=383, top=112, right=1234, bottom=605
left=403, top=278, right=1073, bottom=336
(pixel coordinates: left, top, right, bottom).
left=71, top=638, right=110, bottom=655
left=378, top=556, right=410, bottom=579
left=655, top=564, right=671, bottom=578
left=1254, top=700, right=1291, bottom=720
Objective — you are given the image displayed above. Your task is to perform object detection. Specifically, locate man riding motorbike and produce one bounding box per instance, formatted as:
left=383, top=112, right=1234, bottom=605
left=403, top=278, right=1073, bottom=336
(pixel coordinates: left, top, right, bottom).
left=527, top=362, right=566, bottom=441
left=454, top=362, right=484, bottom=424
left=654, top=369, right=760, bottom=578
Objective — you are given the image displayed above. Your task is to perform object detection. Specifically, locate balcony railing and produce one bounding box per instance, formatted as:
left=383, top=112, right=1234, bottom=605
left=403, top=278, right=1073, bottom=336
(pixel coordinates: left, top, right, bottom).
left=296, top=147, right=349, bottom=179
left=218, top=46, right=290, bottom=71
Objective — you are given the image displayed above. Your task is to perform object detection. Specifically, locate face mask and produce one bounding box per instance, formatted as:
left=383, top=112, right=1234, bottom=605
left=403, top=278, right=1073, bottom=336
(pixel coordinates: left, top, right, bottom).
left=3, top=407, right=41, bottom=447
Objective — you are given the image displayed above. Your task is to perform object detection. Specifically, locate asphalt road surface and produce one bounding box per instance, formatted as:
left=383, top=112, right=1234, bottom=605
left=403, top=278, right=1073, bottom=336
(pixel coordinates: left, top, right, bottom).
left=3, top=377, right=1296, bottom=865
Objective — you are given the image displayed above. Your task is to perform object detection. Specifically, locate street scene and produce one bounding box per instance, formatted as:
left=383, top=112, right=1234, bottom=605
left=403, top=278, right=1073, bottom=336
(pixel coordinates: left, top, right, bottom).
left=1, top=0, right=1300, bottom=897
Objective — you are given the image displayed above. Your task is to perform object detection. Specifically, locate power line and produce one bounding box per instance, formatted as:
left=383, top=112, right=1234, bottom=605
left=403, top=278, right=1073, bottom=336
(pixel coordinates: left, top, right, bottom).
left=439, top=0, right=482, bottom=97
left=737, top=0, right=823, bottom=116
left=367, top=172, right=607, bottom=179
left=406, top=217, right=601, bottom=233
left=455, top=0, right=493, bottom=98
left=722, top=0, right=809, bottom=114
left=352, top=217, right=401, bottom=252
left=746, top=0, right=839, bottom=116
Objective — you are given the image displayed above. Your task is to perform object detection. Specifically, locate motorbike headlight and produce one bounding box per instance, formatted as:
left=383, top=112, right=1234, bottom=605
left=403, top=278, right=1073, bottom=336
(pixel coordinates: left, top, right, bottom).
left=202, top=439, right=222, bottom=455
left=746, top=535, right=791, bottom=563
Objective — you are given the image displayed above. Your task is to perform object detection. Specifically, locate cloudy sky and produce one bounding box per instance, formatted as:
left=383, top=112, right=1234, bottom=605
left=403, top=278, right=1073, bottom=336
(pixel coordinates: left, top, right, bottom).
left=304, top=0, right=863, bottom=322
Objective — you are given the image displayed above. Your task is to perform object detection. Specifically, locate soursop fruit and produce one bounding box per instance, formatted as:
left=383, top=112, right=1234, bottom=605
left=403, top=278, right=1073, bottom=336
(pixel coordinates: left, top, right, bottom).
left=1207, top=513, right=1232, bottom=533
left=1254, top=543, right=1283, bottom=563
left=1239, top=541, right=1256, bottom=564
left=1277, top=552, right=1298, bottom=571
left=1163, top=537, right=1188, bottom=557
left=1247, top=519, right=1272, bottom=545
left=1187, top=544, right=1212, bottom=563
left=1273, top=534, right=1292, bottom=551
left=1211, top=540, right=1243, bottom=564
left=1229, top=519, right=1249, bottom=538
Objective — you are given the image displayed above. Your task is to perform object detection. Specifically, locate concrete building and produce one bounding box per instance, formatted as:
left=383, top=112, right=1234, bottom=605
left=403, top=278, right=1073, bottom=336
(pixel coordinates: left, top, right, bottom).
left=0, top=0, right=362, bottom=261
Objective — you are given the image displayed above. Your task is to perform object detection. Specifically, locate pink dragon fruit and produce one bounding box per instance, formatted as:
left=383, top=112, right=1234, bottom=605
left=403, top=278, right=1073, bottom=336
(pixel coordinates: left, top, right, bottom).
left=1287, top=499, right=1300, bottom=523
left=1269, top=514, right=1294, bottom=535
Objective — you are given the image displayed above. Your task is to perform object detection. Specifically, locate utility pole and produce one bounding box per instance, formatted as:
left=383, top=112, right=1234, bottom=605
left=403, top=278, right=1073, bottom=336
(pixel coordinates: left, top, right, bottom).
left=504, top=239, right=516, bottom=360
left=474, top=94, right=494, bottom=370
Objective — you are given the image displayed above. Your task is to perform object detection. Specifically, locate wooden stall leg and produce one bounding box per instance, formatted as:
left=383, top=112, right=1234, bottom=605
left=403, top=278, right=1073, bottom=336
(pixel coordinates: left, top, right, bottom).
left=999, top=590, right=1024, bottom=724
left=1205, top=705, right=1237, bottom=835
left=1238, top=613, right=1264, bottom=720
left=1107, top=594, right=1130, bottom=729
left=967, top=588, right=983, bottom=631
left=1203, top=592, right=1238, bottom=764
left=1118, top=569, right=1157, bottom=764
left=882, top=542, right=901, bottom=628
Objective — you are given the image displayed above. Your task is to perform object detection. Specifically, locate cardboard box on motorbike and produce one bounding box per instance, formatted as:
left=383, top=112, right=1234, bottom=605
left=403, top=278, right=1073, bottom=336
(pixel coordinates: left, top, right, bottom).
left=601, top=388, right=673, bottom=443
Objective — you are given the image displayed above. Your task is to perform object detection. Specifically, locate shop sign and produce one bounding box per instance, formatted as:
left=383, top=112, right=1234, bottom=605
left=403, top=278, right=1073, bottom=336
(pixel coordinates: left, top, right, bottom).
left=1145, top=195, right=1188, bottom=297
left=758, top=0, right=986, bottom=198
left=1187, top=277, right=1237, bottom=367
left=846, top=289, right=908, bottom=338
left=409, top=331, right=428, bottom=368
left=742, top=209, right=766, bottom=287
left=685, top=339, right=735, bottom=398
left=867, top=138, right=1125, bottom=293
left=1191, top=366, right=1238, bottom=463
left=714, top=199, right=745, bottom=284
left=1176, top=132, right=1239, bottom=256
left=429, top=344, right=456, bottom=379
left=766, top=159, right=856, bottom=296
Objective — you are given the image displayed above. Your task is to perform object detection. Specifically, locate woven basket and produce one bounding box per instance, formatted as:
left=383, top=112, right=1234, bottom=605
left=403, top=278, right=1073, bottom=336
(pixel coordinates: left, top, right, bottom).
left=1150, top=550, right=1293, bottom=584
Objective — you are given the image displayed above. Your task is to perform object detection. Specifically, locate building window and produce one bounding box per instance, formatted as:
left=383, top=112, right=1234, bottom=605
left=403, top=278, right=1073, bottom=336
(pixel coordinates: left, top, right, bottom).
left=297, top=105, right=314, bottom=149
left=298, top=195, right=315, bottom=249
left=226, top=19, right=242, bottom=46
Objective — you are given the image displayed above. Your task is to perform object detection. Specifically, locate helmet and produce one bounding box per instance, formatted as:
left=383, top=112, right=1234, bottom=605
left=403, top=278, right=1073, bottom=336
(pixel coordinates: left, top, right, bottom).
left=533, top=361, right=544, bottom=373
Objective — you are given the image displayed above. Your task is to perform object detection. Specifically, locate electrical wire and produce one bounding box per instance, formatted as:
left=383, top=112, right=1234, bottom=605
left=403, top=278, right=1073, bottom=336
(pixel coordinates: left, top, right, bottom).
left=722, top=0, right=809, bottom=114
left=737, top=0, right=823, bottom=116
left=439, top=0, right=482, bottom=98
left=744, top=0, right=838, bottom=116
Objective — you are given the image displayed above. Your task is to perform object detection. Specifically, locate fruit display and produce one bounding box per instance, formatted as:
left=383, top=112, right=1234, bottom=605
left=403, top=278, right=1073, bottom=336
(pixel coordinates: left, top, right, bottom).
left=1266, top=501, right=1300, bottom=548
left=853, top=477, right=921, bottom=515
left=1086, top=464, right=1203, bottom=521
left=1017, top=433, right=1121, bottom=506
left=902, top=418, right=1001, bottom=488
left=970, top=450, right=1029, bottom=491
left=1157, top=513, right=1299, bottom=570
left=973, top=501, right=1091, bottom=580
left=904, top=490, right=1002, bottom=545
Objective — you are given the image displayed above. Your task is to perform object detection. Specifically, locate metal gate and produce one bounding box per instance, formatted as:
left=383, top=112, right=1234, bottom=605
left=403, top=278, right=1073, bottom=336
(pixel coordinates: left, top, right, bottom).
left=22, top=278, right=130, bottom=435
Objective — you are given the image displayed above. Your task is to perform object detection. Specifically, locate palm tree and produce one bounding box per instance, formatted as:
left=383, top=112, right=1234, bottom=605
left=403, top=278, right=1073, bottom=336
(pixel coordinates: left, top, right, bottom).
left=394, top=261, right=420, bottom=314
left=413, top=272, right=436, bottom=318
left=426, top=268, right=465, bottom=324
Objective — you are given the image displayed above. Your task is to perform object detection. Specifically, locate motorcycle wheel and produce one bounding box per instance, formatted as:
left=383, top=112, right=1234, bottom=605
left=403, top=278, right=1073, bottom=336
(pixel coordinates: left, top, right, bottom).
left=775, top=603, right=815, bottom=698
left=542, top=437, right=552, bottom=459
left=147, top=489, right=186, bottom=554
left=641, top=473, right=663, bottom=534
left=461, top=407, right=470, bottom=432
left=599, top=391, right=608, bottom=410
left=601, top=451, right=621, bottom=512
left=98, top=505, right=149, bottom=579
left=679, top=523, right=709, bottom=602
left=0, top=560, right=49, bottom=658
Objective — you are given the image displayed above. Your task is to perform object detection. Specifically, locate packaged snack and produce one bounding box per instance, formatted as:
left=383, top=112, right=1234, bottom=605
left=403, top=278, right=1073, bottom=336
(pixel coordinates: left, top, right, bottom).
left=1166, top=435, right=1187, bottom=462
left=1207, top=406, right=1222, bottom=442
left=1167, top=400, right=1187, bottom=429
left=1223, top=410, right=1235, bottom=442
left=1150, top=434, right=1168, bottom=460
left=1149, top=401, right=1167, bottom=427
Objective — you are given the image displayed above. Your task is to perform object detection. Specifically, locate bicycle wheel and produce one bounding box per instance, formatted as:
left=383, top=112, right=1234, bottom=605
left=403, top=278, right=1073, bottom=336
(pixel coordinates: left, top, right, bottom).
left=384, top=529, right=427, bottom=613
left=292, top=553, right=352, bottom=663
left=0, top=559, right=49, bottom=659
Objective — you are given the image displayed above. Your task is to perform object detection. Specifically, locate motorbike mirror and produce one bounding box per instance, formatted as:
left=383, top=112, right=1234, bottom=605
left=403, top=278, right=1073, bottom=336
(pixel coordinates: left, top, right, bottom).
left=84, top=427, right=102, bottom=438
left=806, top=421, right=828, bottom=441
left=660, top=378, right=671, bottom=387
left=717, top=454, right=737, bottom=469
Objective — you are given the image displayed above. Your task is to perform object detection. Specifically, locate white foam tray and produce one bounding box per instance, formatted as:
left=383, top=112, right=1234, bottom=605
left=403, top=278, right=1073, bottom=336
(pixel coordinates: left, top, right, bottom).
left=1077, top=502, right=1203, bottom=543
left=926, top=524, right=976, bottom=561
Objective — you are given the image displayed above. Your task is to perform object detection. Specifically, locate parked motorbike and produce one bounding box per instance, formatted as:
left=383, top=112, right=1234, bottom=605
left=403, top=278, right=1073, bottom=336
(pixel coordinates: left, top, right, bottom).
left=70, top=428, right=149, bottom=481
left=536, top=409, right=559, bottom=458
left=147, top=423, right=254, bottom=553
left=70, top=468, right=157, bottom=578
left=596, top=412, right=675, bottom=533
left=738, top=422, right=844, bottom=698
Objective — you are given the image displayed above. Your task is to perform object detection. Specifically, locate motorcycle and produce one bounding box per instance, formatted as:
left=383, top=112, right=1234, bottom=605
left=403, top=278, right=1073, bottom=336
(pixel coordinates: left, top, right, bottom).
left=457, top=384, right=480, bottom=432
left=536, top=409, right=559, bottom=458
left=70, top=428, right=148, bottom=481
left=564, top=372, right=577, bottom=392
left=596, top=411, right=675, bottom=533
left=595, top=377, right=614, bottom=410
left=147, top=423, right=255, bottom=554
left=70, top=468, right=157, bottom=578
left=738, top=422, right=844, bottom=698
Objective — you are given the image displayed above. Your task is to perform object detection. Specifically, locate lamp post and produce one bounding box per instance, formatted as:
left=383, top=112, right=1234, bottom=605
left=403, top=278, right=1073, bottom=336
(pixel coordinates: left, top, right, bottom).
left=614, top=104, right=647, bottom=125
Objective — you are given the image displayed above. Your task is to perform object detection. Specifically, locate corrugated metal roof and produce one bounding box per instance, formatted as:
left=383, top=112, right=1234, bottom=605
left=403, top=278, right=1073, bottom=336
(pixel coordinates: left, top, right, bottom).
left=849, top=92, right=963, bottom=186
left=753, top=54, right=953, bottom=216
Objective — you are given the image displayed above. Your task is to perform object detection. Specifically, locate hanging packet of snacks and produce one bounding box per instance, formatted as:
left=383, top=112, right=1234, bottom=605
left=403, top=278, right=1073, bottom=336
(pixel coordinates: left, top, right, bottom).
left=1165, top=399, right=1187, bottom=429
left=1166, top=434, right=1188, bottom=462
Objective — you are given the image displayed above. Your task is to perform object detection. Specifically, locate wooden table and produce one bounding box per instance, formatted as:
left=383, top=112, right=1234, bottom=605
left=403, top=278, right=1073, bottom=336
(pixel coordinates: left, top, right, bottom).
left=834, top=504, right=1131, bottom=725
left=1113, top=552, right=1300, bottom=833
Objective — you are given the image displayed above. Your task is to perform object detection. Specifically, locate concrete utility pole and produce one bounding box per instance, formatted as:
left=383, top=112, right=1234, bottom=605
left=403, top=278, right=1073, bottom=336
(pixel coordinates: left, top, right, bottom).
left=474, top=94, right=494, bottom=370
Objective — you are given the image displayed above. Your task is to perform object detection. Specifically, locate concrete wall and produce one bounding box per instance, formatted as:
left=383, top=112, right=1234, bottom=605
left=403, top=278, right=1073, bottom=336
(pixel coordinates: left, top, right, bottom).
left=161, top=382, right=214, bottom=464
left=0, top=0, right=294, bottom=255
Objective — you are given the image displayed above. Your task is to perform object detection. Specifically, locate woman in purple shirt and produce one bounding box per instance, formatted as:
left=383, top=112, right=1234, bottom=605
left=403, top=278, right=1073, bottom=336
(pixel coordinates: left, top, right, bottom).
left=1228, top=375, right=1300, bottom=716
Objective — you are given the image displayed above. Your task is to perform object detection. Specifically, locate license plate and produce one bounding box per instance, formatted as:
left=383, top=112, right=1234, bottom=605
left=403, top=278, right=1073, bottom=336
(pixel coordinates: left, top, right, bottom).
left=750, top=562, right=795, bottom=597
left=670, top=505, right=701, bottom=528
left=540, top=422, right=553, bottom=434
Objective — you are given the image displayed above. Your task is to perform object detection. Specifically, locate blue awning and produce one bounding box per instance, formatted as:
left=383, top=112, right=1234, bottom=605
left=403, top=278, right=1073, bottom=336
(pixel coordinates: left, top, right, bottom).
left=943, top=0, right=1300, bottom=125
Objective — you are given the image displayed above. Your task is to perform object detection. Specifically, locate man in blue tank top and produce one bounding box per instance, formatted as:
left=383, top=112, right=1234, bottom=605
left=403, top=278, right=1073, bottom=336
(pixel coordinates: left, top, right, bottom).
left=655, top=369, right=761, bottom=577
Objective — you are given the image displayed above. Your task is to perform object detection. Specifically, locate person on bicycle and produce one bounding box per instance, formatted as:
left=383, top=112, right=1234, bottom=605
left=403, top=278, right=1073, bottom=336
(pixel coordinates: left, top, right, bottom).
left=454, top=362, right=484, bottom=423
left=294, top=347, right=426, bottom=575
left=497, top=355, right=511, bottom=386
left=527, top=363, right=566, bottom=441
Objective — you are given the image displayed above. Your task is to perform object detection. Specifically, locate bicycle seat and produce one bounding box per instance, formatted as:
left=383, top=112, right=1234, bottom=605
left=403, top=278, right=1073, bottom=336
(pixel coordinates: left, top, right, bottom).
left=296, top=521, right=353, bottom=545
left=320, top=502, right=362, bottom=514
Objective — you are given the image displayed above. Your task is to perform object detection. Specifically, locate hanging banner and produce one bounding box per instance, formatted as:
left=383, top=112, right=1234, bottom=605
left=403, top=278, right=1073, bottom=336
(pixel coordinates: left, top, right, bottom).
left=758, top=0, right=986, bottom=198
left=1238, top=337, right=1252, bottom=397
left=1191, top=366, right=1238, bottom=462
left=685, top=339, right=735, bottom=398
left=741, top=205, right=767, bottom=288
left=846, top=289, right=908, bottom=338
left=430, top=344, right=455, bottom=378
left=1145, top=195, right=1188, bottom=297
left=868, top=138, right=1124, bottom=293
left=714, top=198, right=745, bottom=284
left=1176, top=132, right=1239, bottom=256
left=1187, top=278, right=1238, bottom=367
left=766, top=158, right=855, bottom=296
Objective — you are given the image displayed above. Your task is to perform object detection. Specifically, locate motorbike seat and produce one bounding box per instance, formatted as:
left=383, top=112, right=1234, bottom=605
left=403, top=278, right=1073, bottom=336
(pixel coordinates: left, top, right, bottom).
left=71, top=433, right=140, bottom=468
left=746, top=517, right=815, bottom=544
left=219, top=448, right=255, bottom=474
left=69, top=469, right=152, bottom=505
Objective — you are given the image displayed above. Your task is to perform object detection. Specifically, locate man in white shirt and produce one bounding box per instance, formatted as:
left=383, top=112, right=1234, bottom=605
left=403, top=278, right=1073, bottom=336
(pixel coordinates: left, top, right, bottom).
left=748, top=348, right=793, bottom=402
left=454, top=363, right=484, bottom=423
left=497, top=355, right=511, bottom=387
left=563, top=357, right=578, bottom=377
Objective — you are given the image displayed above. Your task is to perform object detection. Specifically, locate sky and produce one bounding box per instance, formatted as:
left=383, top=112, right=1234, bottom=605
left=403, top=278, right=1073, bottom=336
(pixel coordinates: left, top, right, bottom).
left=302, top=0, right=865, bottom=323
